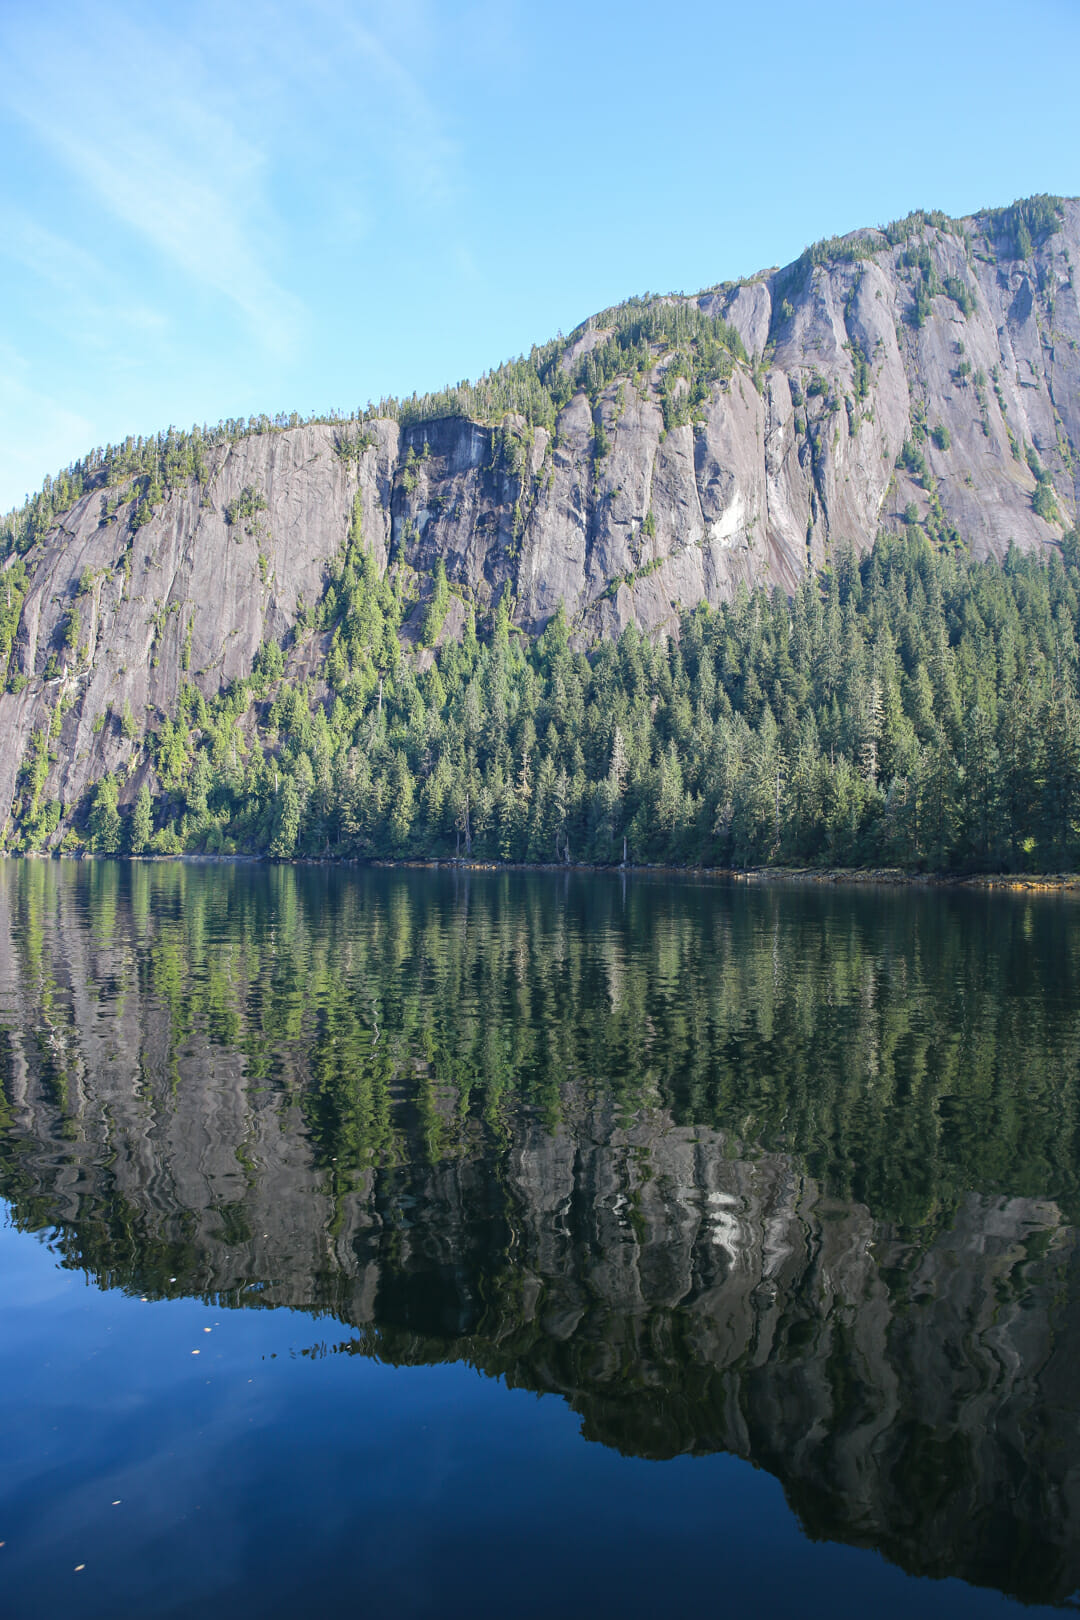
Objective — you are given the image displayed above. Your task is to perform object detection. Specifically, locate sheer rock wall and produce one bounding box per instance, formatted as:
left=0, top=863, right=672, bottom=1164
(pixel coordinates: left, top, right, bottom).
left=2, top=200, right=1078, bottom=833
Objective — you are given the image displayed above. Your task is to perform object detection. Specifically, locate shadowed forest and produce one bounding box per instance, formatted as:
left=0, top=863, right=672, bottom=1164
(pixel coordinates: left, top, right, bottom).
left=49, top=526, right=1080, bottom=873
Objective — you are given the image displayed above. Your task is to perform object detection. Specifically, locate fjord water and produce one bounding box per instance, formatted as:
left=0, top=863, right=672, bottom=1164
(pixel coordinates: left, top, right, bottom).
left=0, top=863, right=1077, bottom=1619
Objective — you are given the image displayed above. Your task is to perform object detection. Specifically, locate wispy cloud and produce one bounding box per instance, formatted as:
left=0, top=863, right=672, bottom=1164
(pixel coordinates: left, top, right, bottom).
left=234, top=0, right=465, bottom=220
left=0, top=0, right=475, bottom=347
left=0, top=0, right=508, bottom=506
left=0, top=2, right=304, bottom=354
left=0, top=209, right=169, bottom=348
left=317, top=0, right=462, bottom=211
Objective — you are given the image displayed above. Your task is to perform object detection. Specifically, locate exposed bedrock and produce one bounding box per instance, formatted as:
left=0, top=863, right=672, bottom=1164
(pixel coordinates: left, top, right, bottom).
left=2, top=199, right=1078, bottom=829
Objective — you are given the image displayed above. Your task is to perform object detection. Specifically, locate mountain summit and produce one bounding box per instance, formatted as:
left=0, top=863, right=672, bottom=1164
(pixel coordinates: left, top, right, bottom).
left=1, top=193, right=1077, bottom=859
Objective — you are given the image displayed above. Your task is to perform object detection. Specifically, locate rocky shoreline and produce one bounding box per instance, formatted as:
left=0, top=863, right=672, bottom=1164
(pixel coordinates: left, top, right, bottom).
left=7, top=846, right=1080, bottom=894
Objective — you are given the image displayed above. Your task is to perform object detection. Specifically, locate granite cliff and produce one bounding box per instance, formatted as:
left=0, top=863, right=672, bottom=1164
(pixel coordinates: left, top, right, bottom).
left=1, top=192, right=1078, bottom=841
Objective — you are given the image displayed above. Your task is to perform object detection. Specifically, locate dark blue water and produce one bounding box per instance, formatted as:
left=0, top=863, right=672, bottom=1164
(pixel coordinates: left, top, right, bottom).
left=0, top=860, right=1077, bottom=1617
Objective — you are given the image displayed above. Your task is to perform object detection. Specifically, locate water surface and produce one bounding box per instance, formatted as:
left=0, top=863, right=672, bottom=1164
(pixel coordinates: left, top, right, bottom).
left=1, top=861, right=1078, bottom=1617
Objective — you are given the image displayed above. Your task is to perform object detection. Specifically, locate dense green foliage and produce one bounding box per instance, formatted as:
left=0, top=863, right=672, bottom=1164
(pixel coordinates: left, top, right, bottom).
left=2, top=190, right=1074, bottom=873
left=361, top=296, right=747, bottom=432
left=982, top=194, right=1065, bottom=260
left=0, top=556, right=29, bottom=686
left=5, top=861, right=1080, bottom=1245
left=2, top=861, right=1076, bottom=1604
left=32, top=522, right=1080, bottom=874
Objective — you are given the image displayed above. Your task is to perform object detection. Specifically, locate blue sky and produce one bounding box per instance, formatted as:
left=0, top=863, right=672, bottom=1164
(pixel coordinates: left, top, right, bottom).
left=2, top=0, right=1078, bottom=513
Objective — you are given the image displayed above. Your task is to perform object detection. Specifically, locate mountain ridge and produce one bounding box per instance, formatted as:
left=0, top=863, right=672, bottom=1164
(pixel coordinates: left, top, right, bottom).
left=1, top=192, right=1078, bottom=858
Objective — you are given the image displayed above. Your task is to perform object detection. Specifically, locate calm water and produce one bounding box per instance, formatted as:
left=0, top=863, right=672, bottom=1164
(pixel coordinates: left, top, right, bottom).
left=1, top=861, right=1079, bottom=1618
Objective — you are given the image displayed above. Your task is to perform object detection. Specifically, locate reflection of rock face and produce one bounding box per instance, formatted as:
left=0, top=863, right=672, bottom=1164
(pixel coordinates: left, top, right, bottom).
left=5, top=1040, right=1079, bottom=1606
left=385, top=1125, right=1080, bottom=1606
left=3, top=861, right=1080, bottom=1606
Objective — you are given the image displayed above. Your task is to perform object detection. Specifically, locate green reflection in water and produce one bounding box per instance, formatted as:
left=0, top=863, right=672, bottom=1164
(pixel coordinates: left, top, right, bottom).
left=1, top=860, right=1079, bottom=1606
left=5, top=859, right=1077, bottom=1222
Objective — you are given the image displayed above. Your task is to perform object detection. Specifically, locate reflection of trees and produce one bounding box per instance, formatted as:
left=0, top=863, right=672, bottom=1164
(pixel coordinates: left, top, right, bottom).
left=2, top=863, right=1080, bottom=1604
left=4, top=861, right=1079, bottom=1226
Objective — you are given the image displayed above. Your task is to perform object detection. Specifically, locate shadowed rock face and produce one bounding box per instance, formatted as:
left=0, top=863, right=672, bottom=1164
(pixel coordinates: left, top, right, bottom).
left=1, top=200, right=1078, bottom=831
left=2, top=862, right=1080, bottom=1605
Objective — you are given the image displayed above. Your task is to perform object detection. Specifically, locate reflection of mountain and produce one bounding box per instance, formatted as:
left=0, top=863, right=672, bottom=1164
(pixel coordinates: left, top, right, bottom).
left=2, top=861, right=1080, bottom=1606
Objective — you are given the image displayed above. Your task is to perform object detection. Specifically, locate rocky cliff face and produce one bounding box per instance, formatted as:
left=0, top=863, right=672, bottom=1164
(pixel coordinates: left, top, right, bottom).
left=1, top=195, right=1078, bottom=834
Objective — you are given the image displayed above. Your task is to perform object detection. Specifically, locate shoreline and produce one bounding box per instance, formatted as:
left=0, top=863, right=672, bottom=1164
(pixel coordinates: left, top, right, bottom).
left=6, top=849, right=1080, bottom=894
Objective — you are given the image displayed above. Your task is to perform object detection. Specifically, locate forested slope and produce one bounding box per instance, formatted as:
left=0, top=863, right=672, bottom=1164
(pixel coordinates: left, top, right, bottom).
left=16, top=527, right=1080, bottom=872
left=1, top=193, right=1079, bottom=868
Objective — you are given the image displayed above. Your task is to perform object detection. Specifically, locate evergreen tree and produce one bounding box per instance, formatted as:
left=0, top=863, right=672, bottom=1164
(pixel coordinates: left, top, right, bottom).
left=89, top=776, right=121, bottom=854
left=130, top=784, right=153, bottom=854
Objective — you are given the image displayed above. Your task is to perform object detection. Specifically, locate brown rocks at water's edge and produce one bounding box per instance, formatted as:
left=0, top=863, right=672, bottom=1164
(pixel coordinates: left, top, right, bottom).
left=2, top=199, right=1079, bottom=831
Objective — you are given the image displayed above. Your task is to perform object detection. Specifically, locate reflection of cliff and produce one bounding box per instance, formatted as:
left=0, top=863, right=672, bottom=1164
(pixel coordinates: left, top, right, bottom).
left=4, top=1033, right=1079, bottom=1606
left=3, top=861, right=1080, bottom=1606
